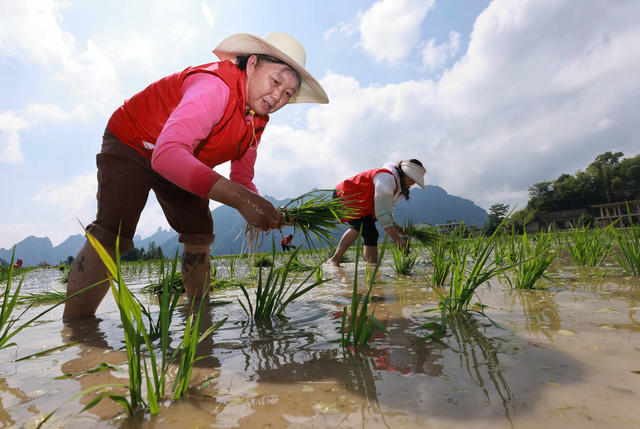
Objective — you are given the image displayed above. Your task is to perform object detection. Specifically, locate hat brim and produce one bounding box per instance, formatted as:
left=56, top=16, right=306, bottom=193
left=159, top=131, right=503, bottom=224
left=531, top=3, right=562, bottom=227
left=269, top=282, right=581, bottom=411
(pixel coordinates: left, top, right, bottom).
left=409, top=174, right=425, bottom=189
left=401, top=162, right=426, bottom=189
left=213, top=33, right=328, bottom=104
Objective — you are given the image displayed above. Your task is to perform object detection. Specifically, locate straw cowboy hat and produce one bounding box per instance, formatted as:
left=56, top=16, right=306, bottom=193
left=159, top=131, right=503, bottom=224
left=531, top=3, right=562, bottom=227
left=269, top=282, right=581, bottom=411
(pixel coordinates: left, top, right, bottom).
left=400, top=160, right=426, bottom=189
left=213, top=32, right=329, bottom=104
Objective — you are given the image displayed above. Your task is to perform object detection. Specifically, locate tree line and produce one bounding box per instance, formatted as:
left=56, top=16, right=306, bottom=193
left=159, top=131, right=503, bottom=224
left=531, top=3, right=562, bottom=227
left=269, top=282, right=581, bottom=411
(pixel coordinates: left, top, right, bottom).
left=121, top=241, right=164, bottom=262
left=486, top=151, right=640, bottom=233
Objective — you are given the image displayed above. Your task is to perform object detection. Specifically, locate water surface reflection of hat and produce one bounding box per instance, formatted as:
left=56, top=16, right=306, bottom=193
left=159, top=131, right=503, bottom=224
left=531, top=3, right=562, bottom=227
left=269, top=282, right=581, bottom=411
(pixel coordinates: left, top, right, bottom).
left=213, top=32, right=329, bottom=104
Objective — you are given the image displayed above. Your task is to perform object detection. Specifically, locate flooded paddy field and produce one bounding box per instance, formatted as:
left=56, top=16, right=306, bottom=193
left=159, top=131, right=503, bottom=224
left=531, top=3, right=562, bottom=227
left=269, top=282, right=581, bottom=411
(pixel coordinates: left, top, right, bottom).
left=1, top=251, right=639, bottom=428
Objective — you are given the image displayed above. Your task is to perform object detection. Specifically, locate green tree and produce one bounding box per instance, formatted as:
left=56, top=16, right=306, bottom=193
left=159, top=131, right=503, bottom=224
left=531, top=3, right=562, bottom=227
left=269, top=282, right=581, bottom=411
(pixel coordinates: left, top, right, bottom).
left=587, top=151, right=623, bottom=203
left=122, top=247, right=143, bottom=262
left=525, top=152, right=640, bottom=214
left=485, top=203, right=510, bottom=235
left=143, top=241, right=164, bottom=260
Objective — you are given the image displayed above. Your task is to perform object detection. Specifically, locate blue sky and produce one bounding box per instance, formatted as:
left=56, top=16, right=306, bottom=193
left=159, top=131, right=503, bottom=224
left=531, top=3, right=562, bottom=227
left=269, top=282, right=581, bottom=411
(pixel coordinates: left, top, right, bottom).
left=1, top=0, right=639, bottom=248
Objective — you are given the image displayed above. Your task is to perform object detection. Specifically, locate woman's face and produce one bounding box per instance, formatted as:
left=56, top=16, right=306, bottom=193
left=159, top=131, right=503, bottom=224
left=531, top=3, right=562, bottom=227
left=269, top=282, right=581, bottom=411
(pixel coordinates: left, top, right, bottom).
left=245, top=55, right=300, bottom=116
left=403, top=174, right=416, bottom=188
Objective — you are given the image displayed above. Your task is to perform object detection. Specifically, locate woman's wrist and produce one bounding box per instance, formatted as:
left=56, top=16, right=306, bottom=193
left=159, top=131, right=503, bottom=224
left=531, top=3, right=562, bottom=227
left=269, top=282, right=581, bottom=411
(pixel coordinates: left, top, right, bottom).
left=207, top=177, right=247, bottom=209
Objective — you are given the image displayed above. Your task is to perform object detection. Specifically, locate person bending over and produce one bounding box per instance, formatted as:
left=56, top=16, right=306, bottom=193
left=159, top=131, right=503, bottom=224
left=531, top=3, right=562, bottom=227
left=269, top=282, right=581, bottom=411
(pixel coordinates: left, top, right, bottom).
left=327, top=159, right=426, bottom=266
left=63, top=32, right=328, bottom=319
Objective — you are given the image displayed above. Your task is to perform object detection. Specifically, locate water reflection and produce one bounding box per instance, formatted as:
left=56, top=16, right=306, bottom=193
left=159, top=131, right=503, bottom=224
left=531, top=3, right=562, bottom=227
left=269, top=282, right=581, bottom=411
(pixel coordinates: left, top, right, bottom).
left=549, top=270, right=640, bottom=332
left=0, top=377, right=30, bottom=427
left=504, top=289, right=561, bottom=340
left=176, top=300, right=222, bottom=369
left=59, top=317, right=129, bottom=420
left=444, top=313, right=514, bottom=422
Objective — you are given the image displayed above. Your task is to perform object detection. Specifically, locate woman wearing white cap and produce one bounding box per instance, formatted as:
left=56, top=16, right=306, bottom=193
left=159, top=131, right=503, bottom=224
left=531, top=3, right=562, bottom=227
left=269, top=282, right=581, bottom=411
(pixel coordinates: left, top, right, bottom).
left=64, top=32, right=328, bottom=319
left=327, top=159, right=426, bottom=267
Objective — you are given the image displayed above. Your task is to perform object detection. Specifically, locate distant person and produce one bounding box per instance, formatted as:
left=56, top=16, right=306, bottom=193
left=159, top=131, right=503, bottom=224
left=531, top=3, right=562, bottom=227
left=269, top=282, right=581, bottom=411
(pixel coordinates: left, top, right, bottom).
left=13, top=258, right=23, bottom=268
left=327, top=159, right=426, bottom=266
left=63, top=31, right=328, bottom=319
left=280, top=234, right=295, bottom=251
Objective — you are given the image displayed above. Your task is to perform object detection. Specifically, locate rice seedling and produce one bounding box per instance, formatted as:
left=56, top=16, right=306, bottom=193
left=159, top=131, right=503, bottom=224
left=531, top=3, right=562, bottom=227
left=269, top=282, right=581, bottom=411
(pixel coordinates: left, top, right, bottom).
left=228, top=257, right=236, bottom=277
left=18, top=289, right=67, bottom=304
left=17, top=341, right=82, bottom=362
left=237, top=245, right=329, bottom=320
left=415, top=220, right=514, bottom=341
left=81, top=230, right=225, bottom=416
left=172, top=296, right=224, bottom=399
left=390, top=245, right=419, bottom=275
left=338, top=234, right=388, bottom=349
left=314, top=265, right=323, bottom=283
left=428, top=228, right=463, bottom=286
left=505, top=230, right=557, bottom=289
left=252, top=254, right=273, bottom=268
left=287, top=255, right=316, bottom=272
left=0, top=263, right=34, bottom=283
left=280, top=189, right=356, bottom=247
left=612, top=211, right=640, bottom=276
left=405, top=221, right=439, bottom=247
left=138, top=270, right=184, bottom=295
left=210, top=277, right=248, bottom=290
left=138, top=252, right=183, bottom=343
left=564, top=223, right=615, bottom=267
left=434, top=216, right=514, bottom=317
left=1, top=248, right=100, bottom=350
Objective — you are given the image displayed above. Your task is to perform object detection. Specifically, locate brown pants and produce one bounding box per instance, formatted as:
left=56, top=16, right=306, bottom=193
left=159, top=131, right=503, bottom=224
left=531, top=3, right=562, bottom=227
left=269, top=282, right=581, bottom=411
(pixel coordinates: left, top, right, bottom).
left=85, top=128, right=215, bottom=253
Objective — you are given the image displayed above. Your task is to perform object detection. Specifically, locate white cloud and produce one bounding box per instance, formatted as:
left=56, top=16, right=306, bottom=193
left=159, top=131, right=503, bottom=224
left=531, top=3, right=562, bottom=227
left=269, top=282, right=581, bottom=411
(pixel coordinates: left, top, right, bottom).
left=0, top=0, right=75, bottom=66
left=0, top=223, right=41, bottom=250
left=23, top=103, right=87, bottom=122
left=420, top=31, right=461, bottom=71
left=324, top=20, right=359, bottom=40
left=0, top=111, right=28, bottom=163
left=0, top=104, right=88, bottom=163
left=359, top=0, right=435, bottom=63
left=33, top=172, right=97, bottom=220
left=1, top=0, right=119, bottom=116
left=27, top=172, right=173, bottom=246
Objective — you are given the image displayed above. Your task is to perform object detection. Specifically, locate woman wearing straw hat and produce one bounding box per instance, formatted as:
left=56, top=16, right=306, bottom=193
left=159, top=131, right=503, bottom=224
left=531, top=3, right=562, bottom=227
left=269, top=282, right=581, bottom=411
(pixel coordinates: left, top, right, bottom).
left=327, top=159, right=426, bottom=267
left=64, top=32, right=328, bottom=319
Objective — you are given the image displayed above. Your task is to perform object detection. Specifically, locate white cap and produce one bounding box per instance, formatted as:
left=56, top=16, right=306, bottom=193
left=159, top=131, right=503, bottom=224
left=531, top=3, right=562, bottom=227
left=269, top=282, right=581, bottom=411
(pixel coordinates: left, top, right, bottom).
left=400, top=160, right=426, bottom=188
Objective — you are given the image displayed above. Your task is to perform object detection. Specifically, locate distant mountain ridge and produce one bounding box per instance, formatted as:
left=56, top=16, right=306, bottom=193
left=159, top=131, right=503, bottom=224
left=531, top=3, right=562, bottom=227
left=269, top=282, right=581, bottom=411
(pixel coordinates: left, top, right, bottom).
left=0, top=185, right=487, bottom=266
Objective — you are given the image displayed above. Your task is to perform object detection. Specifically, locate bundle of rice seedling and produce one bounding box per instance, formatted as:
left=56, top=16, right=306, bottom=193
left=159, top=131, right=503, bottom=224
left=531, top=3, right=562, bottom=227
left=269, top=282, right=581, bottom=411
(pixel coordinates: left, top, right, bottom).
left=281, top=190, right=357, bottom=247
left=404, top=221, right=439, bottom=246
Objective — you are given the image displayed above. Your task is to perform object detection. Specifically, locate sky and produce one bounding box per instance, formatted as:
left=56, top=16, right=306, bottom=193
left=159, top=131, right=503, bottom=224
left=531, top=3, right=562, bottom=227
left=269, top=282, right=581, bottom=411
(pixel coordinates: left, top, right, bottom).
left=1, top=0, right=639, bottom=249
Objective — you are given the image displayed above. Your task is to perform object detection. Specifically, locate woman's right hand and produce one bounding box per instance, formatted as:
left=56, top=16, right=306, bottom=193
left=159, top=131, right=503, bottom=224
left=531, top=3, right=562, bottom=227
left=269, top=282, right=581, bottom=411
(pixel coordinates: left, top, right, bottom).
left=207, top=177, right=280, bottom=231
left=237, top=192, right=281, bottom=230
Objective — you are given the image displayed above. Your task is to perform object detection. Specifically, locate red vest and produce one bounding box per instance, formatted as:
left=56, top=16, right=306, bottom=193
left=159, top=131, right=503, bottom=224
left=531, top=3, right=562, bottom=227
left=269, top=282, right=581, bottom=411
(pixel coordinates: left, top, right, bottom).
left=335, top=168, right=398, bottom=220
left=107, top=60, right=269, bottom=168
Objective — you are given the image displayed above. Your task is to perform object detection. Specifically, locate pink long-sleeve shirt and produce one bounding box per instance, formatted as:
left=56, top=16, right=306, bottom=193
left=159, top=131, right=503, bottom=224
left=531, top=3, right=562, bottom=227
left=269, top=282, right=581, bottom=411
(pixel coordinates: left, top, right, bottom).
left=150, top=73, right=260, bottom=198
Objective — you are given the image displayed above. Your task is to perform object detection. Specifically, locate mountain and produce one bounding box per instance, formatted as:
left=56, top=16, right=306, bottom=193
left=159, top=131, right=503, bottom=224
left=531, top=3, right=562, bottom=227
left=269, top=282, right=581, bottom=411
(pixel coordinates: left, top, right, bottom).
left=0, top=186, right=487, bottom=266
left=0, top=236, right=70, bottom=267
left=133, top=227, right=177, bottom=252
left=394, top=185, right=488, bottom=226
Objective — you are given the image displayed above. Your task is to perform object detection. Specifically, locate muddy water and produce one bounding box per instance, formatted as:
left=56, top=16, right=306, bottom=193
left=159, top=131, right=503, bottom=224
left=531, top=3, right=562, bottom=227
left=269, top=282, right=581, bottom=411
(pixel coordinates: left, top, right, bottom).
left=1, top=254, right=639, bottom=428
